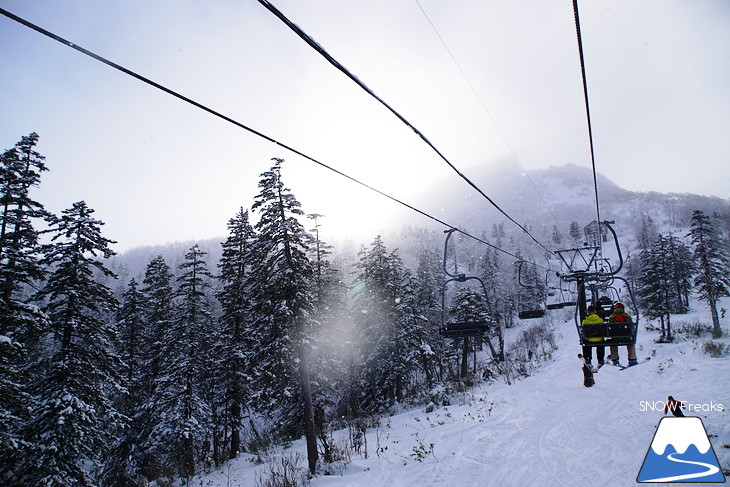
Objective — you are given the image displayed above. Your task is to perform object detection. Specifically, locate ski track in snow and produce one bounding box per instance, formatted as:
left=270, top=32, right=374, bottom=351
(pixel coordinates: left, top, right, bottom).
left=196, top=304, right=730, bottom=487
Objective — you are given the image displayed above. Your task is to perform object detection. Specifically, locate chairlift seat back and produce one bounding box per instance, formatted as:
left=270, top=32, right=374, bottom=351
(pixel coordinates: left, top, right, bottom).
left=607, top=322, right=632, bottom=337
left=440, top=321, right=488, bottom=338
left=582, top=323, right=607, bottom=338
left=519, top=309, right=546, bottom=319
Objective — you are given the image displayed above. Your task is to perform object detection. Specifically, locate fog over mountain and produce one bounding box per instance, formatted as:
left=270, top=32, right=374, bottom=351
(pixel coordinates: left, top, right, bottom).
left=109, top=163, right=730, bottom=286
left=422, top=161, right=730, bottom=239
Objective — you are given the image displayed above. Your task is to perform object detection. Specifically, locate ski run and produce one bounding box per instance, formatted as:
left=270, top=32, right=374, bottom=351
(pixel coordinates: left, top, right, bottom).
left=192, top=299, right=729, bottom=487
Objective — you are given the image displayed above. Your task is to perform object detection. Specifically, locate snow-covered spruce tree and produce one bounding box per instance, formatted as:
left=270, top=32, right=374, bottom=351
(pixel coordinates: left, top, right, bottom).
left=352, top=236, right=428, bottom=415
left=246, top=158, right=318, bottom=473
left=0, top=133, right=52, bottom=336
left=152, top=244, right=215, bottom=480
left=637, top=214, right=659, bottom=252
left=666, top=234, right=694, bottom=312
left=638, top=234, right=676, bottom=340
left=687, top=210, right=730, bottom=337
left=137, top=255, right=175, bottom=480
left=551, top=225, right=563, bottom=245
left=216, top=208, right=256, bottom=460
left=11, top=201, right=123, bottom=487
left=568, top=221, right=581, bottom=244
left=412, top=245, right=443, bottom=385
left=306, top=214, right=351, bottom=460
left=101, top=278, right=147, bottom=486
left=0, top=133, right=52, bottom=475
left=481, top=244, right=515, bottom=360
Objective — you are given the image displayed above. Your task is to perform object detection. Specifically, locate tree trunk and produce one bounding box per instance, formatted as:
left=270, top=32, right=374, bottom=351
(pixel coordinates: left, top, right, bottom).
left=666, top=313, right=672, bottom=340
left=298, top=345, right=318, bottom=474
left=460, top=337, right=469, bottom=379
left=709, top=297, right=722, bottom=337
left=659, top=315, right=666, bottom=339
left=484, top=330, right=499, bottom=362
left=497, top=325, right=505, bottom=362
left=229, top=401, right=241, bottom=459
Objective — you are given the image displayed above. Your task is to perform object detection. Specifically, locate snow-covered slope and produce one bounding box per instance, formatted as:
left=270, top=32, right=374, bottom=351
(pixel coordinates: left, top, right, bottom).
left=418, top=161, right=730, bottom=240
left=193, top=300, right=729, bottom=487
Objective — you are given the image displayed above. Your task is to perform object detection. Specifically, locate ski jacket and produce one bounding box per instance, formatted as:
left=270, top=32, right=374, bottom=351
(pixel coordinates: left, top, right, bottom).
left=582, top=312, right=604, bottom=325
left=664, top=399, right=685, bottom=417
left=609, top=308, right=632, bottom=323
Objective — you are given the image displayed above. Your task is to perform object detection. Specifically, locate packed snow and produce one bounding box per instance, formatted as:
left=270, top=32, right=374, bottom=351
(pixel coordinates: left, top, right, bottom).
left=192, top=300, right=729, bottom=487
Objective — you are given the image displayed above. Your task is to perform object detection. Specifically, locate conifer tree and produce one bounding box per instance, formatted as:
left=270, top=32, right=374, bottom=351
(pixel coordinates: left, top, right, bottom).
left=247, top=158, right=318, bottom=473
left=13, top=201, right=122, bottom=487
left=638, top=234, right=675, bottom=339
left=102, top=278, right=147, bottom=486
left=551, top=225, right=563, bottom=245
left=305, top=214, right=351, bottom=456
left=637, top=215, right=659, bottom=251
left=478, top=247, right=503, bottom=363
left=352, top=236, right=426, bottom=413
left=152, top=245, right=214, bottom=479
left=687, top=210, right=730, bottom=337
left=0, top=133, right=51, bottom=331
left=413, top=246, right=443, bottom=384
left=137, top=255, right=175, bottom=479
left=217, top=208, right=256, bottom=459
left=0, top=133, right=51, bottom=475
left=666, top=234, right=693, bottom=312
left=568, top=221, right=581, bottom=243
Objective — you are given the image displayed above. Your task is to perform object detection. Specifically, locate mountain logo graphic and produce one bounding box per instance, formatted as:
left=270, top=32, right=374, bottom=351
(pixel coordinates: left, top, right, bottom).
left=637, top=416, right=726, bottom=483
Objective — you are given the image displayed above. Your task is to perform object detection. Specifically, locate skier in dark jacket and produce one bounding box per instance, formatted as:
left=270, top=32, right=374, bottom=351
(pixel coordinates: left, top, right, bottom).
left=664, top=396, right=685, bottom=417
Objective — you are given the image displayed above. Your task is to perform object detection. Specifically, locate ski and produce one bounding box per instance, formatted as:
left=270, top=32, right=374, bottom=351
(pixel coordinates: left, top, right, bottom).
left=617, top=357, right=651, bottom=370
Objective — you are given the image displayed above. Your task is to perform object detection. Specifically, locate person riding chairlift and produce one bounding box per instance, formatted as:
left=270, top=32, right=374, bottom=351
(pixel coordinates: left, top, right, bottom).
left=607, top=301, right=638, bottom=366
left=581, top=305, right=605, bottom=369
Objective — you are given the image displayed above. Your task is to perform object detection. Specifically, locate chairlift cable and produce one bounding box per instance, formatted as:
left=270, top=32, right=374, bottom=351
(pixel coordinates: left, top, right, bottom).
left=257, top=0, right=556, bottom=258
left=0, top=7, right=555, bottom=273
left=415, top=0, right=561, bottom=229
left=571, top=0, right=603, bottom=264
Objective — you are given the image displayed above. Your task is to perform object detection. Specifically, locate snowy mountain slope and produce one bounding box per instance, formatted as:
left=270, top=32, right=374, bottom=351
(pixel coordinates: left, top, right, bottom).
left=417, top=161, right=730, bottom=240
left=111, top=163, right=729, bottom=285
left=194, top=300, right=729, bottom=487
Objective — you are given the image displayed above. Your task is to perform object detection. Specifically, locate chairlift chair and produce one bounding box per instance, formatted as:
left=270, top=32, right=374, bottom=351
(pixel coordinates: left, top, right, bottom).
left=516, top=260, right=547, bottom=319
left=440, top=229, right=492, bottom=338
left=575, top=277, right=639, bottom=348
left=546, top=278, right=577, bottom=310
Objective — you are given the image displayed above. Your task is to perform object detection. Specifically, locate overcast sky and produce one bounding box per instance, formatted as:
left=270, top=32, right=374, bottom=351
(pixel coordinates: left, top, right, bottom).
left=1, top=0, right=729, bottom=252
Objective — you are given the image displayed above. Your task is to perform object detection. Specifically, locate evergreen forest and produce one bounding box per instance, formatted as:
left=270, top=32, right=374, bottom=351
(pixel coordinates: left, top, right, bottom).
left=1, top=133, right=729, bottom=486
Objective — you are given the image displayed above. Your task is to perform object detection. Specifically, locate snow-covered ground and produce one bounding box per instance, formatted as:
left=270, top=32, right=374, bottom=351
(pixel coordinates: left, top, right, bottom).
left=194, top=301, right=729, bottom=487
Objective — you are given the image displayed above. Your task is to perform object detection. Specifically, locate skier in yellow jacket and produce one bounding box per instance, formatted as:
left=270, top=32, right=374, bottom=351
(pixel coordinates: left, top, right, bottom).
left=581, top=305, right=605, bottom=369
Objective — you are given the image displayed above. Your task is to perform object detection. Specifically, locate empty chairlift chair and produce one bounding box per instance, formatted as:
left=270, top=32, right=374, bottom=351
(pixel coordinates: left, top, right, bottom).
left=439, top=229, right=491, bottom=338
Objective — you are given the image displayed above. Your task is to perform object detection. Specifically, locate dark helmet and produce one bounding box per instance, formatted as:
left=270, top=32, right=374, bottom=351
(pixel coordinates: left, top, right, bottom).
left=587, top=305, right=596, bottom=312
